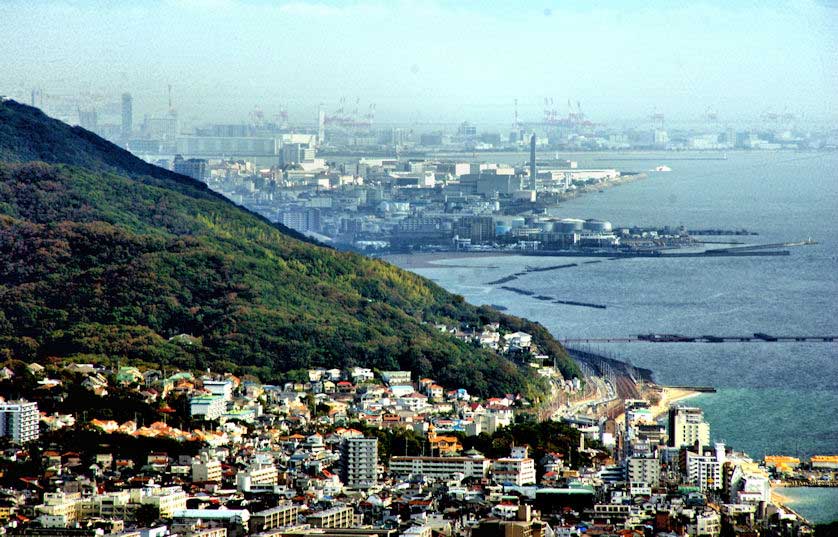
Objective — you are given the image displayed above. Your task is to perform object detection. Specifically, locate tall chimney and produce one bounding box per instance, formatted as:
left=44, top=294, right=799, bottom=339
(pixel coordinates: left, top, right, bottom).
left=529, top=133, right=537, bottom=189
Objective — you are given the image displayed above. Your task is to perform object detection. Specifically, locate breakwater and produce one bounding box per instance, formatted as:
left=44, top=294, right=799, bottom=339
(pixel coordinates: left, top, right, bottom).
left=499, top=286, right=608, bottom=309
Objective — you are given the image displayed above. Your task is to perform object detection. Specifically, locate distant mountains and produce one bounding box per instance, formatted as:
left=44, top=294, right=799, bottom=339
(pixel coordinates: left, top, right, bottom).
left=0, top=100, right=579, bottom=398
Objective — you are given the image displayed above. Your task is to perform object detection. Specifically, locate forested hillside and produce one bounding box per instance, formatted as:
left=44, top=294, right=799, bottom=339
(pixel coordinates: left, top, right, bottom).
left=0, top=100, right=579, bottom=398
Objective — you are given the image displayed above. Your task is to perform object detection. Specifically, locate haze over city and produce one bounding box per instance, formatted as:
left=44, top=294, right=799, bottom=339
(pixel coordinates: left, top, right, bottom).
left=2, top=0, right=837, bottom=125
left=1, top=0, right=838, bottom=535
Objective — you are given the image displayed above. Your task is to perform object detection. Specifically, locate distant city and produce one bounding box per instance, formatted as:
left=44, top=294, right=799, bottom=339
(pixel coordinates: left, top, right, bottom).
left=9, top=87, right=829, bottom=256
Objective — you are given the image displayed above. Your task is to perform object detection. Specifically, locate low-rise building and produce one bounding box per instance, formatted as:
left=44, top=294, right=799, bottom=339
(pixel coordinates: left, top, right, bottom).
left=389, top=455, right=490, bottom=480
left=190, top=396, right=226, bottom=420
left=307, top=506, right=355, bottom=528
left=250, top=505, right=300, bottom=533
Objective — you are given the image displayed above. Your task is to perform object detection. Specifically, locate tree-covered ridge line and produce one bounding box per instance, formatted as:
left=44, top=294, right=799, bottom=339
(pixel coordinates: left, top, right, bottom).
left=0, top=100, right=580, bottom=398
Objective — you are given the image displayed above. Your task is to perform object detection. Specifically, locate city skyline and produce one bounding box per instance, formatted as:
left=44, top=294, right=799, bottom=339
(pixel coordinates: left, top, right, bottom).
left=1, top=0, right=836, bottom=125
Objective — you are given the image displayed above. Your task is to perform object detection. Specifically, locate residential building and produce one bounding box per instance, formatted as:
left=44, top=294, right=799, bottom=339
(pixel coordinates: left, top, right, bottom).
left=250, top=505, right=300, bottom=533
left=236, top=456, right=279, bottom=492
left=307, top=506, right=355, bottom=528
left=493, top=446, right=536, bottom=486
left=389, top=455, right=490, bottom=480
left=190, top=395, right=226, bottom=420
left=142, top=486, right=188, bottom=519
left=0, top=399, right=39, bottom=443
left=203, top=380, right=234, bottom=401
left=627, top=454, right=661, bottom=487
left=668, top=406, right=710, bottom=448
left=192, top=454, right=223, bottom=483
left=173, top=154, right=208, bottom=182
left=340, top=437, right=378, bottom=490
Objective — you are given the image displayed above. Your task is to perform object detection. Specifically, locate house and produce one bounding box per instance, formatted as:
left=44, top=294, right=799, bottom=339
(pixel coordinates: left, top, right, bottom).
left=503, top=331, right=532, bottom=349
left=381, top=371, right=412, bottom=386
left=336, top=381, right=356, bottom=394
left=397, top=392, right=428, bottom=412
left=428, top=385, right=444, bottom=401
left=479, top=331, right=501, bottom=349
left=349, top=367, right=374, bottom=383
left=116, top=367, right=143, bottom=385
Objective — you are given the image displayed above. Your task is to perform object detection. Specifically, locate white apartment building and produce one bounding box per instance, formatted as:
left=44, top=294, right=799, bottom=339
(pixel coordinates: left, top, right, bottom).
left=192, top=456, right=223, bottom=483
left=36, top=492, right=80, bottom=527
left=0, top=400, right=39, bottom=443
left=137, top=486, right=188, bottom=519
left=203, top=380, right=234, bottom=401
left=685, top=443, right=726, bottom=492
left=389, top=455, right=490, bottom=480
left=38, top=486, right=187, bottom=526
left=688, top=512, right=721, bottom=536
left=250, top=505, right=300, bottom=533
left=493, top=446, right=536, bottom=486
left=396, top=392, right=428, bottom=412
left=236, top=456, right=279, bottom=492
left=668, top=406, right=710, bottom=448
left=190, top=395, right=226, bottom=420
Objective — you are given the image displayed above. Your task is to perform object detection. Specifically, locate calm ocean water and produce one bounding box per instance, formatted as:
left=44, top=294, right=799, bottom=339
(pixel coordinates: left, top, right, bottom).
left=399, top=151, right=838, bottom=522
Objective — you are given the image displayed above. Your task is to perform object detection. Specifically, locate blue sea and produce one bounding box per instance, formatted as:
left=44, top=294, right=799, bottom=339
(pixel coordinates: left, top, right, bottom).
left=394, top=151, right=838, bottom=523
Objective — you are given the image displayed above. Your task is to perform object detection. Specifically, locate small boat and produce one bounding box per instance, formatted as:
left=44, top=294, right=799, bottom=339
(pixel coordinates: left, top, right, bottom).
left=654, top=165, right=672, bottom=172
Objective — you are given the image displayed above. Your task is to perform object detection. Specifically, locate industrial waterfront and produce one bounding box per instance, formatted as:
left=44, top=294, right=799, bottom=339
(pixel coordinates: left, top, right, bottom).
left=394, top=150, right=838, bottom=523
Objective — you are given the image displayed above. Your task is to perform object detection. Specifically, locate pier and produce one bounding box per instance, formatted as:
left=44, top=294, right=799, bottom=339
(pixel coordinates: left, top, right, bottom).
left=704, top=239, right=817, bottom=254
left=562, top=333, right=836, bottom=344
left=592, top=155, right=729, bottom=161
left=521, top=249, right=790, bottom=258
left=663, top=385, right=717, bottom=393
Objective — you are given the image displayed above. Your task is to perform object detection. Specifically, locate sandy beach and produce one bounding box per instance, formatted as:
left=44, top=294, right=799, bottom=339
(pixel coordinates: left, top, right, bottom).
left=771, top=489, right=794, bottom=505
left=649, top=386, right=702, bottom=420
left=612, top=385, right=702, bottom=425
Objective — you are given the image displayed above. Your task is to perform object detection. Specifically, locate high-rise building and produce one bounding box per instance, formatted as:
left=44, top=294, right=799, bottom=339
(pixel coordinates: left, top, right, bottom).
left=0, top=400, right=39, bottom=443
left=278, top=208, right=321, bottom=233
left=78, top=108, right=98, bottom=132
left=627, top=454, right=661, bottom=487
left=340, top=437, right=378, bottom=489
left=173, top=154, right=208, bottom=182
left=668, top=406, right=710, bottom=448
left=121, top=93, right=133, bottom=143
left=318, top=108, right=326, bottom=146
left=455, top=216, right=495, bottom=244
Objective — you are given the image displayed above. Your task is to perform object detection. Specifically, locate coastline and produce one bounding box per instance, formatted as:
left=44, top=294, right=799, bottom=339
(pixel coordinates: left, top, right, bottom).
left=770, top=489, right=815, bottom=526
left=382, top=251, right=514, bottom=269
left=650, top=386, right=702, bottom=420
left=612, top=385, right=702, bottom=425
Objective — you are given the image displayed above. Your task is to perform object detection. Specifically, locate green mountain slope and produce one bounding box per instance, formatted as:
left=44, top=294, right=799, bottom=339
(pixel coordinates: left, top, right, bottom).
left=0, top=100, right=579, bottom=398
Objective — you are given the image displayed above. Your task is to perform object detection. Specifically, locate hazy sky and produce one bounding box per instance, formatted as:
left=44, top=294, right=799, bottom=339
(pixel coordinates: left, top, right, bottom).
left=1, top=0, right=836, bottom=126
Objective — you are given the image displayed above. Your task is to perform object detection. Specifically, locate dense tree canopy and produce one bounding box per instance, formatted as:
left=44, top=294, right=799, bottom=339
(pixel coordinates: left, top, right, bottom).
left=0, top=100, right=579, bottom=398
